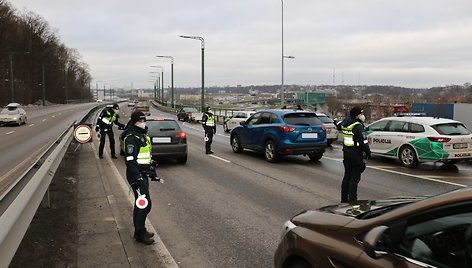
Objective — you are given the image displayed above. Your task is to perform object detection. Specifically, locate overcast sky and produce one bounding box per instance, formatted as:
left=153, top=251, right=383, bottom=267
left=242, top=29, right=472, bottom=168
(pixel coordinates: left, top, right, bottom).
left=9, top=0, right=472, bottom=89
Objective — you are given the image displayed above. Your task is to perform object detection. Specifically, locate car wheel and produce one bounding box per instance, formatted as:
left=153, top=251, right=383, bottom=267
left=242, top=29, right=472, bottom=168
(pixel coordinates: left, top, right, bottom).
left=231, top=134, right=243, bottom=153
left=223, top=123, right=229, bottom=132
left=399, top=145, right=418, bottom=168
left=265, top=140, right=279, bottom=163
left=177, top=155, right=187, bottom=164
left=288, top=259, right=311, bottom=268
left=308, top=152, right=323, bottom=161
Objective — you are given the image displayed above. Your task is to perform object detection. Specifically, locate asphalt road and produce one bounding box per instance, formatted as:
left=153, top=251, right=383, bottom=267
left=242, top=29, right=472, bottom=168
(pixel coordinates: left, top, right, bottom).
left=106, top=104, right=472, bottom=268
left=0, top=103, right=101, bottom=195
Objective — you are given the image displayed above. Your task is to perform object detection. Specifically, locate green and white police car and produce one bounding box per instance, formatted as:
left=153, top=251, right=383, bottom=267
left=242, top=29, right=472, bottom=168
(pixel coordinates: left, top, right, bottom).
left=365, top=116, right=472, bottom=168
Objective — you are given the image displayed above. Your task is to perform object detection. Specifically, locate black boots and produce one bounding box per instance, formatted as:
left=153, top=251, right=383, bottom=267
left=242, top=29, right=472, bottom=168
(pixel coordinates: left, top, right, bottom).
left=134, top=229, right=154, bottom=245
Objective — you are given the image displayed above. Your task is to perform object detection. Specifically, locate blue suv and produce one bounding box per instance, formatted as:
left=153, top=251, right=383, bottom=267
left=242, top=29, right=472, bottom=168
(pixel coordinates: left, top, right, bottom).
left=230, top=109, right=327, bottom=162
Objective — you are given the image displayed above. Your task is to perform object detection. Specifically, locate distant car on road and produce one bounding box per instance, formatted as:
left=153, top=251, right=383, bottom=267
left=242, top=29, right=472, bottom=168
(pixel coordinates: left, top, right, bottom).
left=127, top=100, right=135, bottom=107
left=96, top=99, right=103, bottom=103
left=223, top=110, right=256, bottom=132
left=275, top=187, right=472, bottom=268
left=0, top=103, right=27, bottom=126
left=177, top=107, right=203, bottom=123
left=365, top=116, right=472, bottom=167
left=316, top=112, right=339, bottom=145
left=133, top=101, right=150, bottom=116
left=230, top=109, right=327, bottom=162
left=120, top=117, right=187, bottom=164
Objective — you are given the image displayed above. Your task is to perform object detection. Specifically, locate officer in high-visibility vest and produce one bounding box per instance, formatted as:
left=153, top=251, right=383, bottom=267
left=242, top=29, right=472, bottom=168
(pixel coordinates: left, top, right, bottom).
left=337, top=106, right=371, bottom=203
left=124, top=111, right=155, bottom=245
left=95, top=103, right=125, bottom=159
left=202, top=106, right=216, bottom=154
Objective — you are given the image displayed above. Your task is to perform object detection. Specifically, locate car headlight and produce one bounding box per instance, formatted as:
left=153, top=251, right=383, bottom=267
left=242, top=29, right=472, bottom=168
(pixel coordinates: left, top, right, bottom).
left=12, top=117, right=18, bottom=120
left=280, top=220, right=297, bottom=239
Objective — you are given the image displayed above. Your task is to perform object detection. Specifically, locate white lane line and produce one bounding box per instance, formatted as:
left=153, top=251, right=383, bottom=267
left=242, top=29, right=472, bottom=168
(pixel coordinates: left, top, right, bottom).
left=182, top=122, right=228, bottom=138
left=42, top=119, right=47, bottom=122
left=6, top=131, right=15, bottom=135
left=28, top=124, right=35, bottom=127
left=323, top=156, right=467, bottom=188
left=51, top=115, right=55, bottom=118
left=209, top=154, right=231, bottom=163
left=90, top=143, right=179, bottom=268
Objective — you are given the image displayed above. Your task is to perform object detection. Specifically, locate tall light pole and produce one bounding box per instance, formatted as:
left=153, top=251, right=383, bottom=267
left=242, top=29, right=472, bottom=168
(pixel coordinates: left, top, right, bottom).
left=180, top=35, right=205, bottom=112
left=8, top=51, right=30, bottom=103
left=150, top=65, right=164, bottom=102
left=156, top=55, right=174, bottom=108
left=281, top=0, right=285, bottom=106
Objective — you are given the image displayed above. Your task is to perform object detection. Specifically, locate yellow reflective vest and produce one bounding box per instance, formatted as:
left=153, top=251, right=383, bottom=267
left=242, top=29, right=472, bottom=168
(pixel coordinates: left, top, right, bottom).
left=342, top=121, right=361, bottom=147
left=124, top=134, right=152, bottom=165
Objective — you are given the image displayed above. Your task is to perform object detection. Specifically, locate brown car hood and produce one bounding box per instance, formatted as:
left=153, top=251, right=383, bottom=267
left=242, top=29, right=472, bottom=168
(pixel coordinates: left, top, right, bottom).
left=292, top=197, right=426, bottom=230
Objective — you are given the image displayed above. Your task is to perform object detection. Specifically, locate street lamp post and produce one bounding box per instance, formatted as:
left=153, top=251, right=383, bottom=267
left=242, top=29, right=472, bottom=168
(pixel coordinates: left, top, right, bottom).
left=156, top=55, right=174, bottom=108
left=150, top=66, right=163, bottom=102
left=180, top=35, right=205, bottom=112
left=8, top=51, right=30, bottom=103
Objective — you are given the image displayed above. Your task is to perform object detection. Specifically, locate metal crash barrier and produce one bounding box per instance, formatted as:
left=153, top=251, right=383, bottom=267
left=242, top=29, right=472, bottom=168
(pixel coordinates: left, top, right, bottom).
left=0, top=105, right=102, bottom=268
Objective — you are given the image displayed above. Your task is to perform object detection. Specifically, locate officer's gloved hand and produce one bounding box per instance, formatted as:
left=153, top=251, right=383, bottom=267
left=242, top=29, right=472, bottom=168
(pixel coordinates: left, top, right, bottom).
left=131, top=176, right=145, bottom=191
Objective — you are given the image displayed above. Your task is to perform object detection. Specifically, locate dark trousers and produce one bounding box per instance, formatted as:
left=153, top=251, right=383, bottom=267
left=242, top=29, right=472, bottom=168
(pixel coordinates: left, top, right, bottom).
left=98, top=128, right=115, bottom=157
left=205, top=128, right=214, bottom=153
left=130, top=174, right=151, bottom=234
left=341, top=150, right=363, bottom=202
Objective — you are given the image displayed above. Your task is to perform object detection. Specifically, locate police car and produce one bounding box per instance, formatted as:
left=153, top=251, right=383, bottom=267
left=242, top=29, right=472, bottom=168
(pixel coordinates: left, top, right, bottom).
left=365, top=116, right=472, bottom=167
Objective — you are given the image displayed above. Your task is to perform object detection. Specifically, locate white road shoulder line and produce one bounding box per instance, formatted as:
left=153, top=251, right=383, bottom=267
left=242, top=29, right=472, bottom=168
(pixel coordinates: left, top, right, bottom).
left=323, top=156, right=467, bottom=188
left=42, top=119, right=47, bottom=122
left=6, top=131, right=14, bottom=135
left=91, top=144, right=179, bottom=268
left=28, top=124, right=34, bottom=127
left=209, top=154, right=231, bottom=163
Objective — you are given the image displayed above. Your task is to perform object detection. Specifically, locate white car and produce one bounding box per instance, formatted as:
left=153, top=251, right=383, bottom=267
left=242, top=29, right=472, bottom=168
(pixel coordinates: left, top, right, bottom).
left=223, top=111, right=256, bottom=132
left=316, top=113, right=339, bottom=145
left=0, top=103, right=27, bottom=126
left=365, top=116, right=472, bottom=167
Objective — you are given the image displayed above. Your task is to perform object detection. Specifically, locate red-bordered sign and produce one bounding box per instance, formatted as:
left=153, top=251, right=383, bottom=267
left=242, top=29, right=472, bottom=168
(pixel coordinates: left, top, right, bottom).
left=74, top=124, right=92, bottom=143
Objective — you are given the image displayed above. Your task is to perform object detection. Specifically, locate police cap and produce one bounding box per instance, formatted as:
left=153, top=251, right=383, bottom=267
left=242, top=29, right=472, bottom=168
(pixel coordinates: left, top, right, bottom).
left=130, top=111, right=146, bottom=124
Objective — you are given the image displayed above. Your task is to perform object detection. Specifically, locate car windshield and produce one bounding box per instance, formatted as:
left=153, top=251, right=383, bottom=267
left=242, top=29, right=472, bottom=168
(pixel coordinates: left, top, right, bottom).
left=184, top=108, right=198, bottom=112
left=317, top=115, right=334, bottom=124
left=1, top=108, right=20, bottom=115
left=147, top=120, right=180, bottom=131
left=432, top=123, right=470, bottom=135
left=283, top=113, right=322, bottom=126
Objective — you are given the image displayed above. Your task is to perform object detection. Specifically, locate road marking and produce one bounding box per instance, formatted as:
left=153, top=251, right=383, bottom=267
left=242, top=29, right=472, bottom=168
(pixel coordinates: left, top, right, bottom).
left=323, top=156, right=467, bottom=188
left=28, top=124, right=34, bottom=127
left=42, top=119, right=47, bottom=122
left=209, top=154, right=231, bottom=163
left=182, top=122, right=229, bottom=138
left=51, top=115, right=55, bottom=118
left=90, top=144, right=179, bottom=268
left=6, top=131, right=15, bottom=135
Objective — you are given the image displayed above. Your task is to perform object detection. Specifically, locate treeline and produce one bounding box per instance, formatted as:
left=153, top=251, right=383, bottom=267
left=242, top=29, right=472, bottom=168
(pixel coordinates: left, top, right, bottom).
left=0, top=0, right=92, bottom=106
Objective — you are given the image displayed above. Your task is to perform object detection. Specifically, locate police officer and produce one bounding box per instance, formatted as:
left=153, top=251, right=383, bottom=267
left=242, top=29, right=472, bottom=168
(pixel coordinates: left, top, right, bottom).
left=337, top=106, right=371, bottom=203
left=95, top=103, right=125, bottom=159
left=124, top=111, right=155, bottom=245
left=202, top=106, right=216, bottom=154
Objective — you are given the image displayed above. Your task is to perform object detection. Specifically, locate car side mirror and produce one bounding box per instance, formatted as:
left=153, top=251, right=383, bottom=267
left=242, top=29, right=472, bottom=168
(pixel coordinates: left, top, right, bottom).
left=363, top=225, right=390, bottom=259
left=364, top=126, right=369, bottom=131
left=240, top=121, right=247, bottom=126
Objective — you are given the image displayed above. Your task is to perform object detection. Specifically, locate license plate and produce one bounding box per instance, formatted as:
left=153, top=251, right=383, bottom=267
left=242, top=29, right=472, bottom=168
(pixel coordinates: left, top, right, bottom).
left=152, top=137, right=171, bottom=143
left=453, top=143, right=468, bottom=149
left=302, top=133, right=318, bottom=139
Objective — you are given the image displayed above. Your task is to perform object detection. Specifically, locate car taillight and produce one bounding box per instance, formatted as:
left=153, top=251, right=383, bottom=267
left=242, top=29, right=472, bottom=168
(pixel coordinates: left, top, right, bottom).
left=427, top=137, right=451, bottom=142
left=176, top=132, right=186, bottom=139
left=321, top=124, right=327, bottom=132
left=277, top=126, right=296, bottom=132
